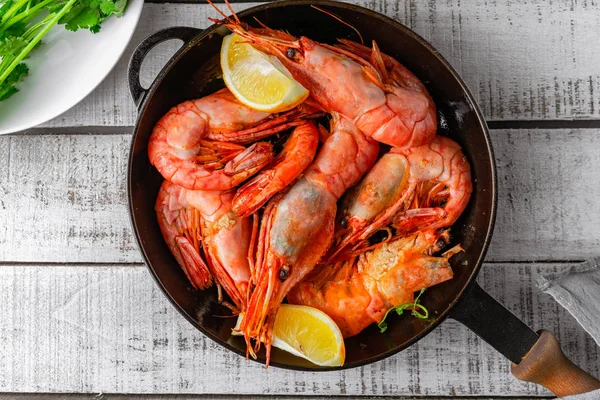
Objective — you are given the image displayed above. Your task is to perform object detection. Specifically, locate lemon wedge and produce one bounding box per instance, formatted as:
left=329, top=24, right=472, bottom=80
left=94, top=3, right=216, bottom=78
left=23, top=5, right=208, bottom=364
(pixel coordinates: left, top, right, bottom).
left=273, top=304, right=346, bottom=366
left=221, top=33, right=309, bottom=113
left=233, top=305, right=345, bottom=367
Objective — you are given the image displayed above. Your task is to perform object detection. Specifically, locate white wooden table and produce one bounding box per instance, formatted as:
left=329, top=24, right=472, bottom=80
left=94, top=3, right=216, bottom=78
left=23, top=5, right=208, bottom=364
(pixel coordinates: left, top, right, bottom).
left=1, top=0, right=599, bottom=398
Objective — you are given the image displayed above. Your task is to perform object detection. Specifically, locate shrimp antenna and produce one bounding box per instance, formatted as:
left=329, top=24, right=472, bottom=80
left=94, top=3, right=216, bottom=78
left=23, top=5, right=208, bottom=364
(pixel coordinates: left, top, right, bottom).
left=224, top=0, right=241, bottom=25
left=206, top=0, right=229, bottom=21
left=206, top=0, right=239, bottom=25
left=250, top=17, right=301, bottom=48
left=311, top=5, right=364, bottom=45
left=253, top=16, right=269, bottom=29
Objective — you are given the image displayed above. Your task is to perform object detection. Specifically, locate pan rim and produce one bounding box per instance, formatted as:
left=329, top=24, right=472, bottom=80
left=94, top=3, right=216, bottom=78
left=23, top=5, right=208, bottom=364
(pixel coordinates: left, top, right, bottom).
left=127, top=0, right=498, bottom=371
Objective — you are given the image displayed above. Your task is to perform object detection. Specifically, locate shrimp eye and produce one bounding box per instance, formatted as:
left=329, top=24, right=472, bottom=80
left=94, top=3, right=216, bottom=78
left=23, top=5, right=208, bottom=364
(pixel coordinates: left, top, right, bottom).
left=285, top=48, right=298, bottom=59
left=279, top=265, right=290, bottom=281
left=435, top=238, right=447, bottom=249
left=340, top=218, right=348, bottom=229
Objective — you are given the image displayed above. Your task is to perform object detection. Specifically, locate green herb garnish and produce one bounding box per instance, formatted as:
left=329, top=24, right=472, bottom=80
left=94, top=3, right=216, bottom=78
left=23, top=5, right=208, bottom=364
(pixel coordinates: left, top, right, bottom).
left=0, top=0, right=128, bottom=102
left=377, top=288, right=430, bottom=333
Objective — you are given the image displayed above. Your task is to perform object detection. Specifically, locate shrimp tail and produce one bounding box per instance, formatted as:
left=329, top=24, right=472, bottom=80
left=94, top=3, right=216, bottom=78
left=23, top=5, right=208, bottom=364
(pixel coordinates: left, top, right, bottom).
left=232, top=122, right=319, bottom=218
left=156, top=181, right=213, bottom=290
left=233, top=171, right=281, bottom=218
left=175, top=236, right=213, bottom=290
left=393, top=207, right=448, bottom=235
left=224, top=142, right=273, bottom=183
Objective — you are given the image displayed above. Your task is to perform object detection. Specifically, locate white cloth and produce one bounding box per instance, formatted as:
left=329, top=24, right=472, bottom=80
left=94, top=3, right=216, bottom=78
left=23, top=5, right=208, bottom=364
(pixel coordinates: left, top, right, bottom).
left=537, top=257, right=600, bottom=399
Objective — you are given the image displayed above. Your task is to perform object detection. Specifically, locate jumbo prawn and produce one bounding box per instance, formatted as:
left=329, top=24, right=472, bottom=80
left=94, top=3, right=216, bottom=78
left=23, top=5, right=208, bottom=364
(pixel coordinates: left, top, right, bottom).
left=288, top=230, right=458, bottom=337
left=149, top=88, right=316, bottom=190
left=329, top=135, right=472, bottom=261
left=208, top=3, right=437, bottom=149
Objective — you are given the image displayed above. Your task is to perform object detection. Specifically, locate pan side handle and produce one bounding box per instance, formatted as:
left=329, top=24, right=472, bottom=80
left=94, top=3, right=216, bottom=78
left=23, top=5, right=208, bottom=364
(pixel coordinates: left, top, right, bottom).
left=450, top=282, right=600, bottom=397
left=127, top=27, right=202, bottom=108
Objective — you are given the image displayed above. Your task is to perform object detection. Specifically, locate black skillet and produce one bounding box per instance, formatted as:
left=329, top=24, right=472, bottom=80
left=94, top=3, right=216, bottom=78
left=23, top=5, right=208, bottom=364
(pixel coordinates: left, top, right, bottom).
left=126, top=1, right=600, bottom=395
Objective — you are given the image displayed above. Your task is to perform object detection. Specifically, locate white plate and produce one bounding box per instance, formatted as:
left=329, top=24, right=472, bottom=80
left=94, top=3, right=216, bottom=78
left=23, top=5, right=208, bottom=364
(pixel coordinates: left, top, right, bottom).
left=0, top=0, right=144, bottom=134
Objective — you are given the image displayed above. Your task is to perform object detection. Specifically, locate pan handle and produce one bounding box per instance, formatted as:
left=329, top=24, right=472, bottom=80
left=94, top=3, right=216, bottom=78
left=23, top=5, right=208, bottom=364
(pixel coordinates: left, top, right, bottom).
left=128, top=27, right=202, bottom=108
left=450, top=282, right=600, bottom=397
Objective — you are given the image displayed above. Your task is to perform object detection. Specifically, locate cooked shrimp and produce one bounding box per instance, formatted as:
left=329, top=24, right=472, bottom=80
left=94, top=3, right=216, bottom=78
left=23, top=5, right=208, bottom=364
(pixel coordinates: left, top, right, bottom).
left=330, top=135, right=472, bottom=261
left=149, top=88, right=314, bottom=190
left=210, top=7, right=436, bottom=148
left=240, top=113, right=379, bottom=364
left=288, top=230, right=456, bottom=337
left=232, top=121, right=319, bottom=218
left=335, top=39, right=437, bottom=148
left=392, top=136, right=472, bottom=234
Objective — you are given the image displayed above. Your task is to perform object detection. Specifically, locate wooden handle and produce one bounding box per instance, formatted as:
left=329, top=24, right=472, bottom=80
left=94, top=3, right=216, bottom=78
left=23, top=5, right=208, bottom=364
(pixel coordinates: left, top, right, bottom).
left=511, top=330, right=600, bottom=397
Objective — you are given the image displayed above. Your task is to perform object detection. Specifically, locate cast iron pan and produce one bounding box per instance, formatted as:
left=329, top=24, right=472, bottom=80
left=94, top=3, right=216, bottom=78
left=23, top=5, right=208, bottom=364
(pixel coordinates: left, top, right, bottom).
left=127, top=1, right=600, bottom=395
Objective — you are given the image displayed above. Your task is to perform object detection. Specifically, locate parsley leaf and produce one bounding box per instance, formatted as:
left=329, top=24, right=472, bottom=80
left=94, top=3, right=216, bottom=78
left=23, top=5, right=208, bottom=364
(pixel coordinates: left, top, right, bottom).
left=0, top=35, right=28, bottom=56
left=0, top=21, right=27, bottom=39
left=0, top=62, right=28, bottom=101
left=99, top=0, right=113, bottom=15
left=377, top=288, right=430, bottom=333
left=60, top=5, right=100, bottom=32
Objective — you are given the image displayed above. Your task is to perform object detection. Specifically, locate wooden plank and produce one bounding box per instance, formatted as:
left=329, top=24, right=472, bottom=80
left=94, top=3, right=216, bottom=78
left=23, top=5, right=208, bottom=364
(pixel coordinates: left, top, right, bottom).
left=489, top=128, right=600, bottom=261
left=0, top=134, right=136, bottom=263
left=37, top=0, right=600, bottom=129
left=1, top=129, right=600, bottom=263
left=0, top=262, right=597, bottom=396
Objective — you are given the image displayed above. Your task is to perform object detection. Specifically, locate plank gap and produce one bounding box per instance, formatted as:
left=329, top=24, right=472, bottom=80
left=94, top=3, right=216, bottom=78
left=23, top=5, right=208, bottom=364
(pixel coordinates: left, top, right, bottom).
left=12, top=126, right=134, bottom=136
left=0, top=261, right=146, bottom=267
left=0, top=260, right=587, bottom=267
left=145, top=0, right=268, bottom=3
left=0, top=395, right=557, bottom=400
left=488, top=120, right=600, bottom=130
left=484, top=259, right=587, bottom=265
left=13, top=119, right=600, bottom=136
